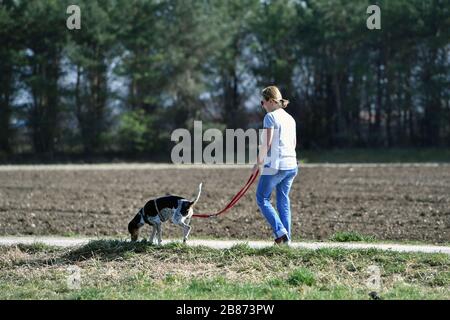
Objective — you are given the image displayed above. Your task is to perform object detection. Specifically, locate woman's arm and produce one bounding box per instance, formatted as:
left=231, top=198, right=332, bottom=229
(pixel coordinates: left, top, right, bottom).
left=256, top=128, right=273, bottom=166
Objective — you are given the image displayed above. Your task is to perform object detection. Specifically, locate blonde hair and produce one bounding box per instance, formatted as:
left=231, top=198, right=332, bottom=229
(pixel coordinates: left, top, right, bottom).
left=262, top=86, right=290, bottom=108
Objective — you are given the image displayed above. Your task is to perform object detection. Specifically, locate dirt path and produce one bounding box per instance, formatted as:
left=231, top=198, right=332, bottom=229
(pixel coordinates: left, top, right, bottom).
left=0, top=236, right=449, bottom=255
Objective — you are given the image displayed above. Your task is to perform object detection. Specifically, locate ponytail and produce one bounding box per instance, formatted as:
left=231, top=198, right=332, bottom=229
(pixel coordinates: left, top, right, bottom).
left=262, top=86, right=290, bottom=109
left=279, top=99, right=290, bottom=108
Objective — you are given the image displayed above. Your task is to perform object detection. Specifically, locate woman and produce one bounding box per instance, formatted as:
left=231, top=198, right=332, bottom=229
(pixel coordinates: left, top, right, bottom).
left=253, top=86, right=298, bottom=245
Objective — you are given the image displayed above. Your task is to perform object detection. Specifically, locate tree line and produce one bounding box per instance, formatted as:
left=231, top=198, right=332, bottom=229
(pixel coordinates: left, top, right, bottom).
left=0, top=0, right=449, bottom=161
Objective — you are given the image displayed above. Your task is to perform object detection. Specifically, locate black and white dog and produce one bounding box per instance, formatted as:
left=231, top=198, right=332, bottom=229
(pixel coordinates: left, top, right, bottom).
left=128, top=183, right=202, bottom=244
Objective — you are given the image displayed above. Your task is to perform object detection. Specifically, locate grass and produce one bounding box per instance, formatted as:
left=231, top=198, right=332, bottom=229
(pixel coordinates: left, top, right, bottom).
left=0, top=240, right=449, bottom=300
left=287, top=268, right=316, bottom=286
left=15, top=242, right=58, bottom=254
left=329, top=232, right=377, bottom=243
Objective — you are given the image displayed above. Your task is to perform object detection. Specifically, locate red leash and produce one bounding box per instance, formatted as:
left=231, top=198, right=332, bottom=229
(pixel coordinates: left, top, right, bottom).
left=193, top=168, right=260, bottom=219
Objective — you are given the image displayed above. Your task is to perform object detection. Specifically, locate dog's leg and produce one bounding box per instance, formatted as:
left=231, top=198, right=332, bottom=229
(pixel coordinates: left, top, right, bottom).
left=149, top=225, right=157, bottom=245
left=182, top=223, right=191, bottom=244
left=172, top=219, right=189, bottom=244
left=155, top=223, right=162, bottom=245
left=181, top=218, right=192, bottom=244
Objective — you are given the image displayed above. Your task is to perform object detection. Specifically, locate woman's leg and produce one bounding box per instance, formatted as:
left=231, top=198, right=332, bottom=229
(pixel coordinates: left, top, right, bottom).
left=276, top=167, right=298, bottom=240
left=256, top=171, right=288, bottom=239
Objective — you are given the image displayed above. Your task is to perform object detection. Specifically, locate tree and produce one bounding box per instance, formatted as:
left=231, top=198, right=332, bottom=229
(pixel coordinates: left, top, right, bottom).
left=204, top=0, right=259, bottom=129
left=20, top=0, right=67, bottom=155
left=66, top=0, right=117, bottom=154
left=0, top=0, right=21, bottom=154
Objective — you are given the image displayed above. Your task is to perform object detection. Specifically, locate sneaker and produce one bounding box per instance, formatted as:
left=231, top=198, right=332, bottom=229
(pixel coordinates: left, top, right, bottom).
left=274, top=234, right=289, bottom=245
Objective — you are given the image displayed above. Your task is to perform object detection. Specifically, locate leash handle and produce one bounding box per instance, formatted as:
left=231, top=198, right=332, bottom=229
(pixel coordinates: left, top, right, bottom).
left=193, top=168, right=260, bottom=219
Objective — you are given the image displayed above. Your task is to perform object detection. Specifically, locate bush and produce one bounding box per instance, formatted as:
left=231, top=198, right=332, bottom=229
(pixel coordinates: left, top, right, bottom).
left=117, top=109, right=158, bottom=153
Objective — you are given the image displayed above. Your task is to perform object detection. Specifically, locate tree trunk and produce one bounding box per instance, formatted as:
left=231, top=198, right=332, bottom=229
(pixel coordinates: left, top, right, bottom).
left=0, top=64, right=12, bottom=153
left=423, top=48, right=440, bottom=147
left=29, top=53, right=60, bottom=156
left=374, top=51, right=383, bottom=147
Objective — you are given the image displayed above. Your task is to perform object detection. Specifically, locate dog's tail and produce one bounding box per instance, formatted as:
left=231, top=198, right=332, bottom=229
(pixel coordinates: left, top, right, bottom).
left=191, top=182, right=202, bottom=206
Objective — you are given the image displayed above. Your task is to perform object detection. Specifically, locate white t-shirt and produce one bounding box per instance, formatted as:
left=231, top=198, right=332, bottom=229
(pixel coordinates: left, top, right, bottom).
left=262, top=108, right=297, bottom=170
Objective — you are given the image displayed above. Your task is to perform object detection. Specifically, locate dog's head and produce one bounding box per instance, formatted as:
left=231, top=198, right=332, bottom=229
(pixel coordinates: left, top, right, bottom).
left=128, top=210, right=145, bottom=241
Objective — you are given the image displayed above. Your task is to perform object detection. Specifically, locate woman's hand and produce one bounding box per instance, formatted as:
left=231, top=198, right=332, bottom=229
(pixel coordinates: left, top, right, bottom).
left=252, top=163, right=261, bottom=175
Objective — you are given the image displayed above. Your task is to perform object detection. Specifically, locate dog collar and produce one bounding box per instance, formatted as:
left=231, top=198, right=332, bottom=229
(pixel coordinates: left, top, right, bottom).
left=153, top=198, right=161, bottom=216
left=139, top=208, right=148, bottom=225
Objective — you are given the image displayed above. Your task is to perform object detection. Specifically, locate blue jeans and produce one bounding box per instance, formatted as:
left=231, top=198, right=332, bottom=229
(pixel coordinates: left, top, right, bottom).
left=256, top=166, right=298, bottom=240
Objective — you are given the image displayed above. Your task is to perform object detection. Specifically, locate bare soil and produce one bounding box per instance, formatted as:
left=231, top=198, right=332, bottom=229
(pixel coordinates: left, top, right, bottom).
left=0, top=165, right=449, bottom=243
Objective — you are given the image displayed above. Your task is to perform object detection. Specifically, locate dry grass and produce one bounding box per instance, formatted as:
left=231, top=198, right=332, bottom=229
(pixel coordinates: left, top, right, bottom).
left=0, top=241, right=449, bottom=300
